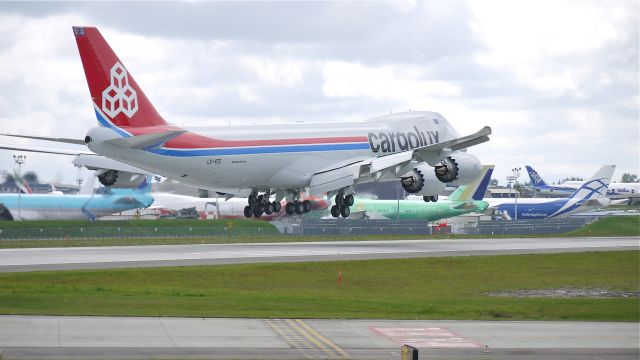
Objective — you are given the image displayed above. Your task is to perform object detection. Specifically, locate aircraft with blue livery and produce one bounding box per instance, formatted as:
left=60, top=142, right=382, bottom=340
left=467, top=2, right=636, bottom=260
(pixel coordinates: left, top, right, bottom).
left=0, top=177, right=153, bottom=221
left=487, top=165, right=615, bottom=220
left=525, top=165, right=576, bottom=197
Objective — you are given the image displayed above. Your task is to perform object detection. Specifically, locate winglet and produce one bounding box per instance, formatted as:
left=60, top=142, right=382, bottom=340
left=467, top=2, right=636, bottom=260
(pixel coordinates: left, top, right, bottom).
left=416, top=126, right=491, bottom=157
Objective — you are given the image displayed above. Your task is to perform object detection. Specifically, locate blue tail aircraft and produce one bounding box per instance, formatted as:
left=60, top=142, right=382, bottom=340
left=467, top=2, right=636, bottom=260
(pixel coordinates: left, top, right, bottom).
left=487, top=165, right=615, bottom=220
left=525, top=165, right=576, bottom=197
left=0, top=176, right=154, bottom=221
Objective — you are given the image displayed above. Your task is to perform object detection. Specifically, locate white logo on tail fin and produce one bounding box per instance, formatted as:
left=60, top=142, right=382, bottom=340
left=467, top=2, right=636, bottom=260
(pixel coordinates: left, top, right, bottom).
left=102, top=62, right=138, bottom=118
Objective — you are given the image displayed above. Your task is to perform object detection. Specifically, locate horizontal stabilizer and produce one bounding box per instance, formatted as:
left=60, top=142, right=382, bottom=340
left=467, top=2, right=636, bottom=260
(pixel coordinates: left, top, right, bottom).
left=0, top=133, right=86, bottom=145
left=453, top=202, right=477, bottom=210
left=106, top=130, right=187, bottom=149
left=0, top=143, right=93, bottom=156
left=73, top=154, right=154, bottom=175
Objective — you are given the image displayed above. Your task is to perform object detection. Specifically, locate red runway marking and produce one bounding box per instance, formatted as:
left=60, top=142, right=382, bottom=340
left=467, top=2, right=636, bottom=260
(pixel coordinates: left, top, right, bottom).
left=371, top=327, right=483, bottom=349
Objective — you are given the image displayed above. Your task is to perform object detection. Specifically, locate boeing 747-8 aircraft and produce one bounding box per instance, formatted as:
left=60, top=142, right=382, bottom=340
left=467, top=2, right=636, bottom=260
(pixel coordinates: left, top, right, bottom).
left=488, top=165, right=615, bottom=220
left=0, top=26, right=491, bottom=218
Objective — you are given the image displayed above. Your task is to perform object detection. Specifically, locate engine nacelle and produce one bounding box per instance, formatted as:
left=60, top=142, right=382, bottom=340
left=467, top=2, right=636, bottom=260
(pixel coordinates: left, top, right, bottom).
left=97, top=170, right=147, bottom=188
left=400, top=164, right=446, bottom=196
left=434, top=152, right=482, bottom=185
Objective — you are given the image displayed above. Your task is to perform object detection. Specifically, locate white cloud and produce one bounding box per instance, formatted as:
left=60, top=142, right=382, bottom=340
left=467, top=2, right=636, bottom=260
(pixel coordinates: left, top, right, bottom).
left=469, top=0, right=631, bottom=96
left=322, top=61, right=461, bottom=102
left=0, top=1, right=637, bottom=187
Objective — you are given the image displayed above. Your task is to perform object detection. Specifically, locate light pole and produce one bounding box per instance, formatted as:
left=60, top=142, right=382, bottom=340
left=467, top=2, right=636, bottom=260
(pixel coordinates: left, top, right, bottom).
left=512, top=167, right=521, bottom=220
left=506, top=175, right=515, bottom=219
left=13, top=154, right=26, bottom=220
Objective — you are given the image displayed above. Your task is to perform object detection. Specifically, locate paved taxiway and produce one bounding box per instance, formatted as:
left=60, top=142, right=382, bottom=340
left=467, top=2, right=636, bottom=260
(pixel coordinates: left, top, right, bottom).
left=0, top=316, right=637, bottom=359
left=0, top=236, right=637, bottom=272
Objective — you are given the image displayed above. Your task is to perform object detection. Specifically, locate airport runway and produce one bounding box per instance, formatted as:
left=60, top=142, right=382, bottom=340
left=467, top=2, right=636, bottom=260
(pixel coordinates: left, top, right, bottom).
left=0, top=236, right=637, bottom=272
left=0, top=315, right=637, bottom=359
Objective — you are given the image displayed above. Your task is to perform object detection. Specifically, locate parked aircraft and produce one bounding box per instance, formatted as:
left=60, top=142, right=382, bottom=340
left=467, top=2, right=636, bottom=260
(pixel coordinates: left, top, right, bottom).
left=562, top=180, right=639, bottom=204
left=526, top=165, right=639, bottom=204
left=148, top=193, right=327, bottom=220
left=0, top=176, right=153, bottom=221
left=487, top=165, right=615, bottom=220
left=525, top=165, right=576, bottom=197
left=345, top=165, right=494, bottom=220
left=0, top=26, right=492, bottom=218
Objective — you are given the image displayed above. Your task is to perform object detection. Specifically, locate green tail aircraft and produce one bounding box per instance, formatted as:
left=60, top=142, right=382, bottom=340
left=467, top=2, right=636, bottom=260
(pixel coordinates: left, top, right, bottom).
left=349, top=165, right=494, bottom=220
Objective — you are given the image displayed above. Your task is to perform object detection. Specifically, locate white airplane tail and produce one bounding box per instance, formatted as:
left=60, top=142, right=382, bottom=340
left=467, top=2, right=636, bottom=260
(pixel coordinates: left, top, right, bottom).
left=567, top=165, right=615, bottom=201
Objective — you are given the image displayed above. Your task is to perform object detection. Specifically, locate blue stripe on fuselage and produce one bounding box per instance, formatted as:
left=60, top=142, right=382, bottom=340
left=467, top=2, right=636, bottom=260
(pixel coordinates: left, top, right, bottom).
left=94, top=109, right=132, bottom=138
left=95, top=108, right=371, bottom=156
left=146, top=143, right=370, bottom=156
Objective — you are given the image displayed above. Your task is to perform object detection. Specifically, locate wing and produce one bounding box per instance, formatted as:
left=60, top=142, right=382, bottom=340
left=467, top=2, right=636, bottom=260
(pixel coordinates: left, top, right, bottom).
left=309, top=126, right=491, bottom=195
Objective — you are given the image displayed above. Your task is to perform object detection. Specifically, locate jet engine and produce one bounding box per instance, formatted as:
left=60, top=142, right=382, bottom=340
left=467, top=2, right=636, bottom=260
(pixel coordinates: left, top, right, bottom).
left=400, top=164, right=446, bottom=196
left=97, top=170, right=147, bottom=188
left=434, top=152, right=482, bottom=184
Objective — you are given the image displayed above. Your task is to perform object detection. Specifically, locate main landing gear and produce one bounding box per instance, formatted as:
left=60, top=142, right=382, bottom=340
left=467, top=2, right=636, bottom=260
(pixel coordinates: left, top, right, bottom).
left=284, top=199, right=312, bottom=215
left=331, top=193, right=354, bottom=218
left=244, top=193, right=282, bottom=218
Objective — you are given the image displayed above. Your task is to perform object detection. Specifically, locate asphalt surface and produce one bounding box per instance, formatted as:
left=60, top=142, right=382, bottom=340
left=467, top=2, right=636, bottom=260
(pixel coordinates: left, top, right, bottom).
left=0, top=236, right=637, bottom=272
left=0, top=316, right=637, bottom=360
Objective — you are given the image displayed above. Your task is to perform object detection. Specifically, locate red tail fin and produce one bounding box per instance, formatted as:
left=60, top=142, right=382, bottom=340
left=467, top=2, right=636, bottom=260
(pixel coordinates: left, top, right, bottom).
left=73, top=26, right=167, bottom=128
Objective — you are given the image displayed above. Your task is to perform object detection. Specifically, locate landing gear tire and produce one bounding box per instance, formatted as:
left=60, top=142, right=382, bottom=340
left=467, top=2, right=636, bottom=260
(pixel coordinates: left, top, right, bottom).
left=340, top=205, right=350, bottom=218
left=295, top=201, right=305, bottom=215
left=253, top=204, right=264, bottom=217
left=243, top=206, right=252, bottom=218
left=264, top=202, right=274, bottom=215
left=273, top=202, right=281, bottom=213
left=330, top=205, right=340, bottom=218
left=423, top=195, right=439, bottom=202
left=285, top=202, right=294, bottom=215
left=344, top=194, right=354, bottom=206
left=302, top=200, right=312, bottom=213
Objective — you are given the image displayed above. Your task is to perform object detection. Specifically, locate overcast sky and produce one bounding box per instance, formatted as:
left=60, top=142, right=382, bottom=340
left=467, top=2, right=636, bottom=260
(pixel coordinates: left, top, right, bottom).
left=0, top=0, right=637, bottom=187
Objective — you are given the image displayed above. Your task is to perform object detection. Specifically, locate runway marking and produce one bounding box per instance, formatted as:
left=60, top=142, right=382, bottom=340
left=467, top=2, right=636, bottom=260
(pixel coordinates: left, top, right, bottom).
left=264, top=319, right=349, bottom=359
left=371, top=327, right=483, bottom=349
left=265, top=319, right=320, bottom=358
left=295, top=319, right=350, bottom=358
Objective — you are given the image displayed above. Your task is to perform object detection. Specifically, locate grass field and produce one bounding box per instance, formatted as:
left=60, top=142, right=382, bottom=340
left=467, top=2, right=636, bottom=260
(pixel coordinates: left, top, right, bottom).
left=568, top=216, right=640, bottom=236
left=0, top=251, right=637, bottom=321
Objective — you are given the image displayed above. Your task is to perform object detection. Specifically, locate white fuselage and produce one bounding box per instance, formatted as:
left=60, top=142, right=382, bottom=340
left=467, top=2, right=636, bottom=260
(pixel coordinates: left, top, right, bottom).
left=563, top=181, right=639, bottom=200
left=87, top=112, right=460, bottom=192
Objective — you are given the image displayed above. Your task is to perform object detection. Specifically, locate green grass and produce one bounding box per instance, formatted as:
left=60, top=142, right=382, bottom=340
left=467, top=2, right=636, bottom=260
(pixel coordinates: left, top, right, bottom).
left=0, top=251, right=637, bottom=321
left=568, top=216, right=640, bottom=236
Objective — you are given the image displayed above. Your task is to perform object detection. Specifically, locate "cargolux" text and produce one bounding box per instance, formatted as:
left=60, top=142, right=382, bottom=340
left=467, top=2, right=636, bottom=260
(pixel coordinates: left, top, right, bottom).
left=368, top=126, right=438, bottom=153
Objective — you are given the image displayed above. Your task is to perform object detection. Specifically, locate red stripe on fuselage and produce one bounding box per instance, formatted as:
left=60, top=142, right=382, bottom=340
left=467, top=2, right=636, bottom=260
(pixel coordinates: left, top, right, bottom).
left=122, top=126, right=368, bottom=149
